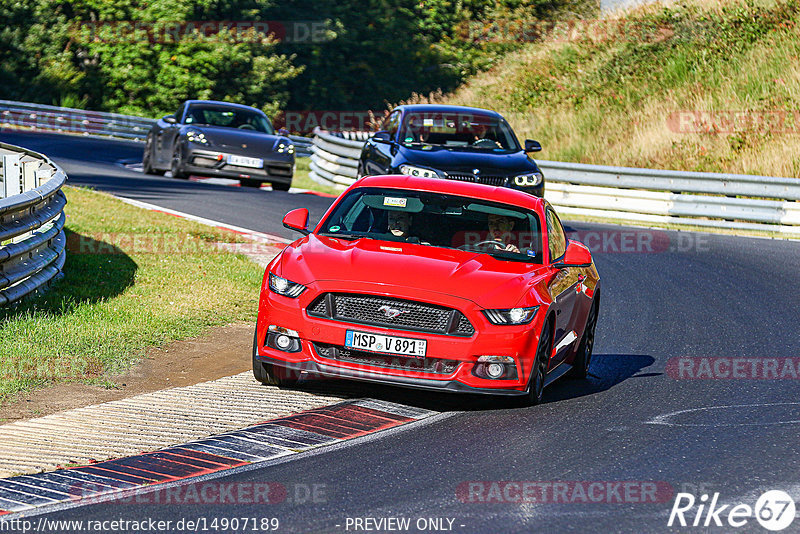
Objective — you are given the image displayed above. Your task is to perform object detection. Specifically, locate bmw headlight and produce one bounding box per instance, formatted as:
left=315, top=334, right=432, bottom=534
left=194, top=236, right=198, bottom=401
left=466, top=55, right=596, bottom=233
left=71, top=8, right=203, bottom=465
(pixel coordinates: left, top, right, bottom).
left=513, top=172, right=543, bottom=187
left=268, top=273, right=306, bottom=298
left=186, top=128, right=209, bottom=145
left=277, top=142, right=294, bottom=154
left=483, top=306, right=539, bottom=325
left=399, top=164, right=440, bottom=179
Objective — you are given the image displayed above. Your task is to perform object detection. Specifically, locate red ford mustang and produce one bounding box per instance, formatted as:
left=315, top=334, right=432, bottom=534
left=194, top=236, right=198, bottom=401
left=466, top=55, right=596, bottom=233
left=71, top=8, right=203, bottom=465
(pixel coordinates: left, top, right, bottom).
left=253, top=175, right=600, bottom=404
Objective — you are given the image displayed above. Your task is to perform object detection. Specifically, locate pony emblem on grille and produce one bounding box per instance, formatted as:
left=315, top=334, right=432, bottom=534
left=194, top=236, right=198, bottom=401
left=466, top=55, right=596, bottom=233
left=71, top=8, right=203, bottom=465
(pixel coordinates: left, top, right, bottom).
left=378, top=305, right=409, bottom=319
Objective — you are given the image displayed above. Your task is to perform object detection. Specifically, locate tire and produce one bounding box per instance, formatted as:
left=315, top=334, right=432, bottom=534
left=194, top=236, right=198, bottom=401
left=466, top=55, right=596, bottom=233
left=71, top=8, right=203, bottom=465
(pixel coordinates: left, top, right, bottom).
left=522, top=319, right=553, bottom=406
left=570, top=296, right=599, bottom=379
left=240, top=178, right=263, bottom=188
left=271, top=181, right=291, bottom=192
left=142, top=136, right=165, bottom=175
left=251, top=328, right=299, bottom=387
left=170, top=146, right=188, bottom=179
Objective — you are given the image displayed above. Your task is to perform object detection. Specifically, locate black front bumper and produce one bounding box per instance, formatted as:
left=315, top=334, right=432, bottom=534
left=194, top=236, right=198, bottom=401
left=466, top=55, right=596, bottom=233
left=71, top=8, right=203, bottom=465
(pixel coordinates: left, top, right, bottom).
left=185, top=148, right=294, bottom=183
left=256, top=355, right=529, bottom=397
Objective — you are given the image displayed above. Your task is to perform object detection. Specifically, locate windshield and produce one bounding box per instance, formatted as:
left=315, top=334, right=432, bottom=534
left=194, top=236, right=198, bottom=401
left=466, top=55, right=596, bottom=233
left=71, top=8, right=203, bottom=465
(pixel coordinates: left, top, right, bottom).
left=184, top=106, right=275, bottom=134
left=318, top=187, right=542, bottom=262
left=396, top=111, right=520, bottom=152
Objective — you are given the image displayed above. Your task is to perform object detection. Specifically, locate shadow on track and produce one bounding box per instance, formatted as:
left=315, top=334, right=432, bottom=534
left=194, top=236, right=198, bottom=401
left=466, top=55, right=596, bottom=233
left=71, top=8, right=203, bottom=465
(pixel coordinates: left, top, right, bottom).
left=278, top=353, right=657, bottom=413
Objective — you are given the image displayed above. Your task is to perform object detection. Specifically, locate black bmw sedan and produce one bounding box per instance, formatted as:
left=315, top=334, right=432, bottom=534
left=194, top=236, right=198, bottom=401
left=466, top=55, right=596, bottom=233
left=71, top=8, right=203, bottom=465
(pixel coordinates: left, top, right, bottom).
left=143, top=100, right=295, bottom=190
left=358, top=104, right=545, bottom=196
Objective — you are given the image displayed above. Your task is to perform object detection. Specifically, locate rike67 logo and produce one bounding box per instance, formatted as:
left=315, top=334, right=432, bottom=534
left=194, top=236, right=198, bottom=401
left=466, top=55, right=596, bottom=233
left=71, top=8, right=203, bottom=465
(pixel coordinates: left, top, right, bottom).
left=669, top=490, right=796, bottom=531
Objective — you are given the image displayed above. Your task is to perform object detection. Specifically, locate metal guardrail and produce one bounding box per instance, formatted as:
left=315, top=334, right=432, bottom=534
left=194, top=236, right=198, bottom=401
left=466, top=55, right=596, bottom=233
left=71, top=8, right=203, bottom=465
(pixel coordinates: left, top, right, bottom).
left=0, top=99, right=155, bottom=141
left=0, top=143, right=68, bottom=306
left=0, top=100, right=313, bottom=156
left=308, top=131, right=800, bottom=235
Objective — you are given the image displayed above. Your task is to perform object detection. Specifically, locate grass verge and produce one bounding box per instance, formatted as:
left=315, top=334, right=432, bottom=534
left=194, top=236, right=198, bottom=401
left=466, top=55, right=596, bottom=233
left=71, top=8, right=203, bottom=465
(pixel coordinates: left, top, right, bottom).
left=292, top=158, right=346, bottom=196
left=0, top=186, right=265, bottom=404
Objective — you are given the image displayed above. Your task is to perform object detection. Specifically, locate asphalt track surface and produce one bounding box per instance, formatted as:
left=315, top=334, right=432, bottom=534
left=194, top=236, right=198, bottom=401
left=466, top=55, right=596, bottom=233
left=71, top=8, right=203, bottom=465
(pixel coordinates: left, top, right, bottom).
left=3, top=129, right=799, bottom=533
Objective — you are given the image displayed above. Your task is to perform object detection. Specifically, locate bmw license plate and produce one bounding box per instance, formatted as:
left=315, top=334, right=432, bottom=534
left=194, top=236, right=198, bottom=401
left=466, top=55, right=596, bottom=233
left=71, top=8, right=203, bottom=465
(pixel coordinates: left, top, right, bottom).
left=226, top=154, right=263, bottom=168
left=345, top=330, right=426, bottom=358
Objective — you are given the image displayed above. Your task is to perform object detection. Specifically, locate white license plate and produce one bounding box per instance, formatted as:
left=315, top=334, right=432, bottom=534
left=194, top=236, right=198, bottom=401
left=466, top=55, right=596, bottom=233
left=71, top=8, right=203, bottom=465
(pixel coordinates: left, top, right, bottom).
left=226, top=155, right=263, bottom=168
left=344, top=330, right=426, bottom=358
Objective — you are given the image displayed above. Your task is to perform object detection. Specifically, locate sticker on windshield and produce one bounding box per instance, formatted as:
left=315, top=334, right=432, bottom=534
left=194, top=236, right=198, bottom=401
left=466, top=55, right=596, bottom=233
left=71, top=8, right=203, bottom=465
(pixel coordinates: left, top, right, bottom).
left=329, top=225, right=341, bottom=232
left=383, top=197, right=408, bottom=208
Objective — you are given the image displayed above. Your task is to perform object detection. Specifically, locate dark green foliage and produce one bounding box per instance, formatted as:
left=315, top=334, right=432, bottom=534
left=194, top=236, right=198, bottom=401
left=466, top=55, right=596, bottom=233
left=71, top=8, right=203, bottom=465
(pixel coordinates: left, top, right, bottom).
left=0, top=0, right=599, bottom=116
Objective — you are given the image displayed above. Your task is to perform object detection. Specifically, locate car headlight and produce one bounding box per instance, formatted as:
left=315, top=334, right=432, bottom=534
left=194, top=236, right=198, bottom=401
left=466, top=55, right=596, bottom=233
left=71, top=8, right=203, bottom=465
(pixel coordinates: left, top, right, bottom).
left=186, top=128, right=209, bottom=145
left=513, top=172, right=543, bottom=186
left=482, top=306, right=539, bottom=325
left=277, top=142, right=294, bottom=154
left=268, top=273, right=306, bottom=298
left=399, top=164, right=440, bottom=179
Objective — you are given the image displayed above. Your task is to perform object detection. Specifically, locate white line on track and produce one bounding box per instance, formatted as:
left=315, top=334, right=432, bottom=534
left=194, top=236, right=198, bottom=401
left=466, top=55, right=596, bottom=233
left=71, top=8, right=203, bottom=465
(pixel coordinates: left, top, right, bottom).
left=115, top=197, right=292, bottom=244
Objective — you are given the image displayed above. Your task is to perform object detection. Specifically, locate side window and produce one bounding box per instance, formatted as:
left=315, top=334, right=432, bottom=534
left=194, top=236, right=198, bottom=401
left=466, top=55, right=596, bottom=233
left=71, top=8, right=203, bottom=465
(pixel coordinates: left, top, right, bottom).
left=382, top=111, right=400, bottom=137
left=546, top=208, right=567, bottom=261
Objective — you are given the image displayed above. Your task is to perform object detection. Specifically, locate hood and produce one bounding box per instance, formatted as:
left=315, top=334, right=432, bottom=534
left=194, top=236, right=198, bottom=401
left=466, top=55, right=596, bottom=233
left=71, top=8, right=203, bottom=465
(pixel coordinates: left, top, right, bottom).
left=278, top=234, right=550, bottom=309
left=184, top=125, right=287, bottom=151
left=395, top=145, right=539, bottom=175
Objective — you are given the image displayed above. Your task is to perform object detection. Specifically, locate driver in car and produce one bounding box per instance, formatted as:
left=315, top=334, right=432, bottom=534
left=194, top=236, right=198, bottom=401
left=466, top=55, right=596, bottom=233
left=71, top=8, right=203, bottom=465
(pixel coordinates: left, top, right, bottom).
left=487, top=214, right=520, bottom=253
left=388, top=211, right=430, bottom=245
left=471, top=124, right=502, bottom=149
left=388, top=211, right=412, bottom=238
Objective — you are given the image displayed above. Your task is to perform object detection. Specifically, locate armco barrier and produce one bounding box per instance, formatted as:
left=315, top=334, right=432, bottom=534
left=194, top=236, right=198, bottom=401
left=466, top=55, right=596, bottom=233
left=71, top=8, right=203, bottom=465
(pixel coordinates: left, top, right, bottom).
left=0, top=100, right=313, bottom=156
left=0, top=143, right=67, bottom=306
left=307, top=131, right=800, bottom=235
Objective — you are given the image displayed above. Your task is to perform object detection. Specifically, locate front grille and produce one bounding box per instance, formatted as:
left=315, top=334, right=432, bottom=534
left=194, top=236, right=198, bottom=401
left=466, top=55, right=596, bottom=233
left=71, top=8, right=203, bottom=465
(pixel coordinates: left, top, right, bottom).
left=444, top=172, right=506, bottom=187
left=307, top=293, right=474, bottom=337
left=478, top=175, right=506, bottom=187
left=313, top=343, right=460, bottom=375
left=446, top=173, right=477, bottom=182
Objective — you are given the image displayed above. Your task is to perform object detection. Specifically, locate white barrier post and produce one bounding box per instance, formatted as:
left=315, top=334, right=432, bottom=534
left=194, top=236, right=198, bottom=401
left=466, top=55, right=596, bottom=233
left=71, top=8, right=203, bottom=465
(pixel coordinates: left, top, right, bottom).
left=2, top=154, right=22, bottom=198
left=22, top=159, right=38, bottom=192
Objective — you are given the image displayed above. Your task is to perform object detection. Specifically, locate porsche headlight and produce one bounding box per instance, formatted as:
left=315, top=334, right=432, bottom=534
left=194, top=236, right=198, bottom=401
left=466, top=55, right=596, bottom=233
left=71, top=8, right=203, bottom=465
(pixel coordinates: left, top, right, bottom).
left=483, top=306, right=539, bottom=325
left=399, top=164, right=440, bottom=179
left=268, top=273, right=306, bottom=298
left=186, top=128, right=209, bottom=145
left=513, top=172, right=543, bottom=187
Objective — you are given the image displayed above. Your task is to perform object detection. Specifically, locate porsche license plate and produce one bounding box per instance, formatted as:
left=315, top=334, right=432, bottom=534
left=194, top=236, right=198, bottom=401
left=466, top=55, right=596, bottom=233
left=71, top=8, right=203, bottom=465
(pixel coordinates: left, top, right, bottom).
left=345, top=330, right=426, bottom=358
left=227, top=155, right=263, bottom=168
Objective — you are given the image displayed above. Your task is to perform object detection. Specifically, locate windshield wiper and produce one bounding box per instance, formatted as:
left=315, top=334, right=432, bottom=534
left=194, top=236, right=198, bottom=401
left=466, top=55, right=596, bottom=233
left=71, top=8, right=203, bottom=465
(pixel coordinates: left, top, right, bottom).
left=318, top=232, right=372, bottom=241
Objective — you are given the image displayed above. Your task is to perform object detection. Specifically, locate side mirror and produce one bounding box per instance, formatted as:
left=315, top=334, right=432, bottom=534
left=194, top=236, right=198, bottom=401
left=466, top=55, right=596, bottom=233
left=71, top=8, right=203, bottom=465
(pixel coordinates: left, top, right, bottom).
left=371, top=131, right=393, bottom=144
left=283, top=208, right=310, bottom=235
left=278, top=128, right=290, bottom=137
left=554, top=240, right=592, bottom=268
left=164, top=115, right=177, bottom=124
left=525, top=139, right=542, bottom=153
